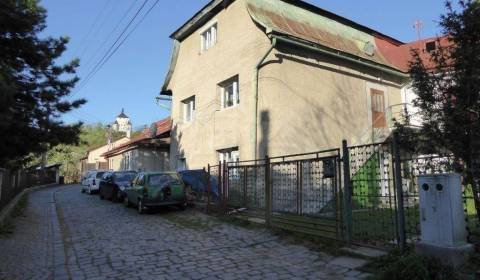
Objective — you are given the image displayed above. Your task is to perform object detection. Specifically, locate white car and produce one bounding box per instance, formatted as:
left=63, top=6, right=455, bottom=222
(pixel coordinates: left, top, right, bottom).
left=81, top=170, right=107, bottom=194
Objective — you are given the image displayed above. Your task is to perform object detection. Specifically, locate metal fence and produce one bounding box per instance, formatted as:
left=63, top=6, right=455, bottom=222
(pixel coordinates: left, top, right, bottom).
left=0, top=168, right=56, bottom=211
left=204, top=138, right=480, bottom=249
left=206, top=149, right=343, bottom=240
left=346, top=141, right=399, bottom=247
left=344, top=137, right=480, bottom=249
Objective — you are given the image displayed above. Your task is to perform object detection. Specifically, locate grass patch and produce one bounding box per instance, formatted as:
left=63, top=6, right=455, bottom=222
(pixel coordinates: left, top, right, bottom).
left=11, top=194, right=28, bottom=218
left=0, top=194, right=28, bottom=235
left=0, top=220, right=14, bottom=235
left=159, top=208, right=221, bottom=230
left=362, top=249, right=457, bottom=280
left=352, top=207, right=420, bottom=243
left=270, top=227, right=344, bottom=256
left=219, top=212, right=344, bottom=256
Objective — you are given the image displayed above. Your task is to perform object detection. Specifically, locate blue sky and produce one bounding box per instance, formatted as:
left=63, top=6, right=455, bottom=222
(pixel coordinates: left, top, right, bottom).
left=40, top=0, right=449, bottom=129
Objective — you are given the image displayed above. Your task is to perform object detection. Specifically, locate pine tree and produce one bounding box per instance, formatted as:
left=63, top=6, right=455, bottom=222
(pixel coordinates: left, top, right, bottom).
left=0, top=0, right=86, bottom=167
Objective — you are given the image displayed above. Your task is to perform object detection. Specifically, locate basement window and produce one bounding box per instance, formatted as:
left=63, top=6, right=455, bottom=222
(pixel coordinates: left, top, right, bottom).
left=219, top=76, right=239, bottom=109
left=182, top=96, right=195, bottom=123
left=200, top=23, right=217, bottom=53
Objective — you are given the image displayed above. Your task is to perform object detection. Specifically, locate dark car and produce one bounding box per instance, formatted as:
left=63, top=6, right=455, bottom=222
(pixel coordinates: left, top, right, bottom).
left=99, top=171, right=137, bottom=202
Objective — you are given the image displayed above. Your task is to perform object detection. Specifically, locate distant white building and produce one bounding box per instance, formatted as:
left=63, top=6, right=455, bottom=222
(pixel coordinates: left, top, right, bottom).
left=111, top=108, right=132, bottom=138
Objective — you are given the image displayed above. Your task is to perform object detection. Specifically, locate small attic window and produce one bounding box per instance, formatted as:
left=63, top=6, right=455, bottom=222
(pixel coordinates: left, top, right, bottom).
left=200, top=23, right=217, bottom=53
left=426, top=41, right=436, bottom=52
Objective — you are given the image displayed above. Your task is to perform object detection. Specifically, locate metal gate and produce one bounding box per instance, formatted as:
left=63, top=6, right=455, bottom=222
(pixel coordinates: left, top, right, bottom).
left=221, top=149, right=343, bottom=240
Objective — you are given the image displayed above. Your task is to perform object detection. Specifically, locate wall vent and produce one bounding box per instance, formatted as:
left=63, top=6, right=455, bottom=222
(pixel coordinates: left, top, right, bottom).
left=363, top=41, right=375, bottom=56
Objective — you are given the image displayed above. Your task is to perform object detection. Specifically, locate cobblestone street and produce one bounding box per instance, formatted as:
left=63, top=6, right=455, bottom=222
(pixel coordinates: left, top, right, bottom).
left=0, top=185, right=369, bottom=280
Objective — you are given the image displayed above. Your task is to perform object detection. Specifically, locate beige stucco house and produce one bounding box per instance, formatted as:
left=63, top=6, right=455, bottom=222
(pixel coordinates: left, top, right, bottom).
left=102, top=118, right=171, bottom=172
left=161, top=0, right=420, bottom=170
left=79, top=136, right=130, bottom=174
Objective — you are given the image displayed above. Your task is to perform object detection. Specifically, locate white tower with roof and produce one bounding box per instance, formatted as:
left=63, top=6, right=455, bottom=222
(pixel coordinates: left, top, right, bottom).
left=112, top=108, right=132, bottom=138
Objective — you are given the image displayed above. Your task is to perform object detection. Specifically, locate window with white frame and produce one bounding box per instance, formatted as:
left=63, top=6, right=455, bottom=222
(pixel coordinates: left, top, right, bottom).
left=181, top=96, right=195, bottom=123
left=218, top=147, right=239, bottom=164
left=200, top=23, right=217, bottom=52
left=219, top=76, right=239, bottom=109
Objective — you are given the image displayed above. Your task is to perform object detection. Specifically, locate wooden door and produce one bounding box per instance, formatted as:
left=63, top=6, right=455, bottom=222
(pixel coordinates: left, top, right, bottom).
left=371, top=89, right=387, bottom=128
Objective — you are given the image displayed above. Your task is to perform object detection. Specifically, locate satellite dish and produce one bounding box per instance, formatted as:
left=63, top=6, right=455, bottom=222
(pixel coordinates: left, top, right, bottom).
left=363, top=41, right=376, bottom=56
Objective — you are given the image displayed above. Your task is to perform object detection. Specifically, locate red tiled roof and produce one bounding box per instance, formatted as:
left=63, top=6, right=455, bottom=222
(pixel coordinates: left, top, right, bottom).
left=102, top=117, right=171, bottom=158
left=379, top=36, right=452, bottom=72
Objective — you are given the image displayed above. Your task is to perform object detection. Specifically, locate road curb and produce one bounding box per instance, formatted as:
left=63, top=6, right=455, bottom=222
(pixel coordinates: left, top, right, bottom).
left=0, top=183, right=59, bottom=226
left=51, top=189, right=69, bottom=279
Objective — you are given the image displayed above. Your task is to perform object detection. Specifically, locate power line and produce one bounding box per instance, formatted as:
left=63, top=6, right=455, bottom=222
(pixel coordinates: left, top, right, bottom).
left=81, top=0, right=140, bottom=71
left=77, top=0, right=122, bottom=61
left=72, top=0, right=151, bottom=97
left=72, top=0, right=114, bottom=59
left=85, top=0, right=161, bottom=88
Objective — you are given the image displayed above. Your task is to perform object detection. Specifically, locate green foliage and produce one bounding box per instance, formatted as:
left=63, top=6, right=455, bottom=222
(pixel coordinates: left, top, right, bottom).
left=365, top=250, right=456, bottom=280
left=0, top=194, right=28, bottom=235
left=396, top=0, right=480, bottom=218
left=0, top=0, right=86, bottom=167
left=46, top=123, right=123, bottom=182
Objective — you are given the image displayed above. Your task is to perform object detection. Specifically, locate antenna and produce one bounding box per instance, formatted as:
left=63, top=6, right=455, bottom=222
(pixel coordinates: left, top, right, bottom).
left=413, top=20, right=424, bottom=41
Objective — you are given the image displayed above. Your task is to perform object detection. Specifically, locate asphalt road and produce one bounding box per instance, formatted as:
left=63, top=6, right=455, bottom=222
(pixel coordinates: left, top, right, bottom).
left=0, top=185, right=369, bottom=280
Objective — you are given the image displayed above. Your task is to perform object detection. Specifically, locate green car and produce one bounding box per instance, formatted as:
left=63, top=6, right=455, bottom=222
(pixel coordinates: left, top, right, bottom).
left=124, top=172, right=187, bottom=214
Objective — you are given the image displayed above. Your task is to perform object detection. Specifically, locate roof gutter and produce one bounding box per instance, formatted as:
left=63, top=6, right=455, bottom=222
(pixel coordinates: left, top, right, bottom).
left=253, top=37, right=277, bottom=161
left=271, top=34, right=410, bottom=79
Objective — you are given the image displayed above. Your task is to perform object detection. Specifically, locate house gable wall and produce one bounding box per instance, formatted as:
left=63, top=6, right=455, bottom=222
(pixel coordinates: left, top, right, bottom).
left=166, top=0, right=406, bottom=169
left=167, top=0, right=272, bottom=169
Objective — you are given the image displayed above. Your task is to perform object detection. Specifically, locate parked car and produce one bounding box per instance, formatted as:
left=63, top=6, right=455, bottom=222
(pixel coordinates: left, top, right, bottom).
left=124, top=172, right=187, bottom=214
left=178, top=169, right=219, bottom=203
left=81, top=170, right=107, bottom=194
left=98, top=171, right=137, bottom=202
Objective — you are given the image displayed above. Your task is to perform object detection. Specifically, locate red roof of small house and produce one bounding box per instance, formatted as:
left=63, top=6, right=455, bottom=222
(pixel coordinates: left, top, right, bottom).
left=102, top=118, right=172, bottom=158
left=379, top=36, right=452, bottom=72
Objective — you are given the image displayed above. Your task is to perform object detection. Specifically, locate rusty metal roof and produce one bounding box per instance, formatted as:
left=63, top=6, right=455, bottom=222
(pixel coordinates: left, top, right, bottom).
left=246, top=0, right=403, bottom=71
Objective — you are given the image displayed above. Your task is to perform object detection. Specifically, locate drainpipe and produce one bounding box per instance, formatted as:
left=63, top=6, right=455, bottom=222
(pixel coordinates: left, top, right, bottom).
left=253, top=37, right=277, bottom=161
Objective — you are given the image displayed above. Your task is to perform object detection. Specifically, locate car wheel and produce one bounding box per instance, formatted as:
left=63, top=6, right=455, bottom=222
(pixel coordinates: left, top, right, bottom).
left=123, top=196, right=131, bottom=208
left=115, top=191, right=123, bottom=203
left=137, top=200, right=146, bottom=214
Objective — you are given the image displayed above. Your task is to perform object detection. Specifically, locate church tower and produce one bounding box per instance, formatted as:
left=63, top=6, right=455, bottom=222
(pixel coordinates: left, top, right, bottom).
left=112, top=108, right=132, bottom=138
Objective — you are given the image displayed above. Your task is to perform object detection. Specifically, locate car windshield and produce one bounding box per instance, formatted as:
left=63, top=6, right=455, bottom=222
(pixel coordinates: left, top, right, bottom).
left=115, top=172, right=136, bottom=182
left=148, top=174, right=181, bottom=187
left=96, top=172, right=105, bottom=178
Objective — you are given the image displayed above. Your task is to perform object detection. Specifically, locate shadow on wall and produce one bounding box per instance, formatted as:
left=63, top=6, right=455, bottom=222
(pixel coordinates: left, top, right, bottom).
left=257, top=43, right=403, bottom=155
left=259, top=110, right=270, bottom=158
left=171, top=124, right=188, bottom=171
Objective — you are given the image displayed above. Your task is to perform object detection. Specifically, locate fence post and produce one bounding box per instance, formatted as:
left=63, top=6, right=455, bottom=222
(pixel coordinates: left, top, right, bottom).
left=205, top=166, right=210, bottom=214
left=342, top=140, right=353, bottom=246
left=393, top=132, right=406, bottom=251
left=222, top=160, right=227, bottom=214
left=218, top=161, right=224, bottom=214
left=265, top=155, right=272, bottom=227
